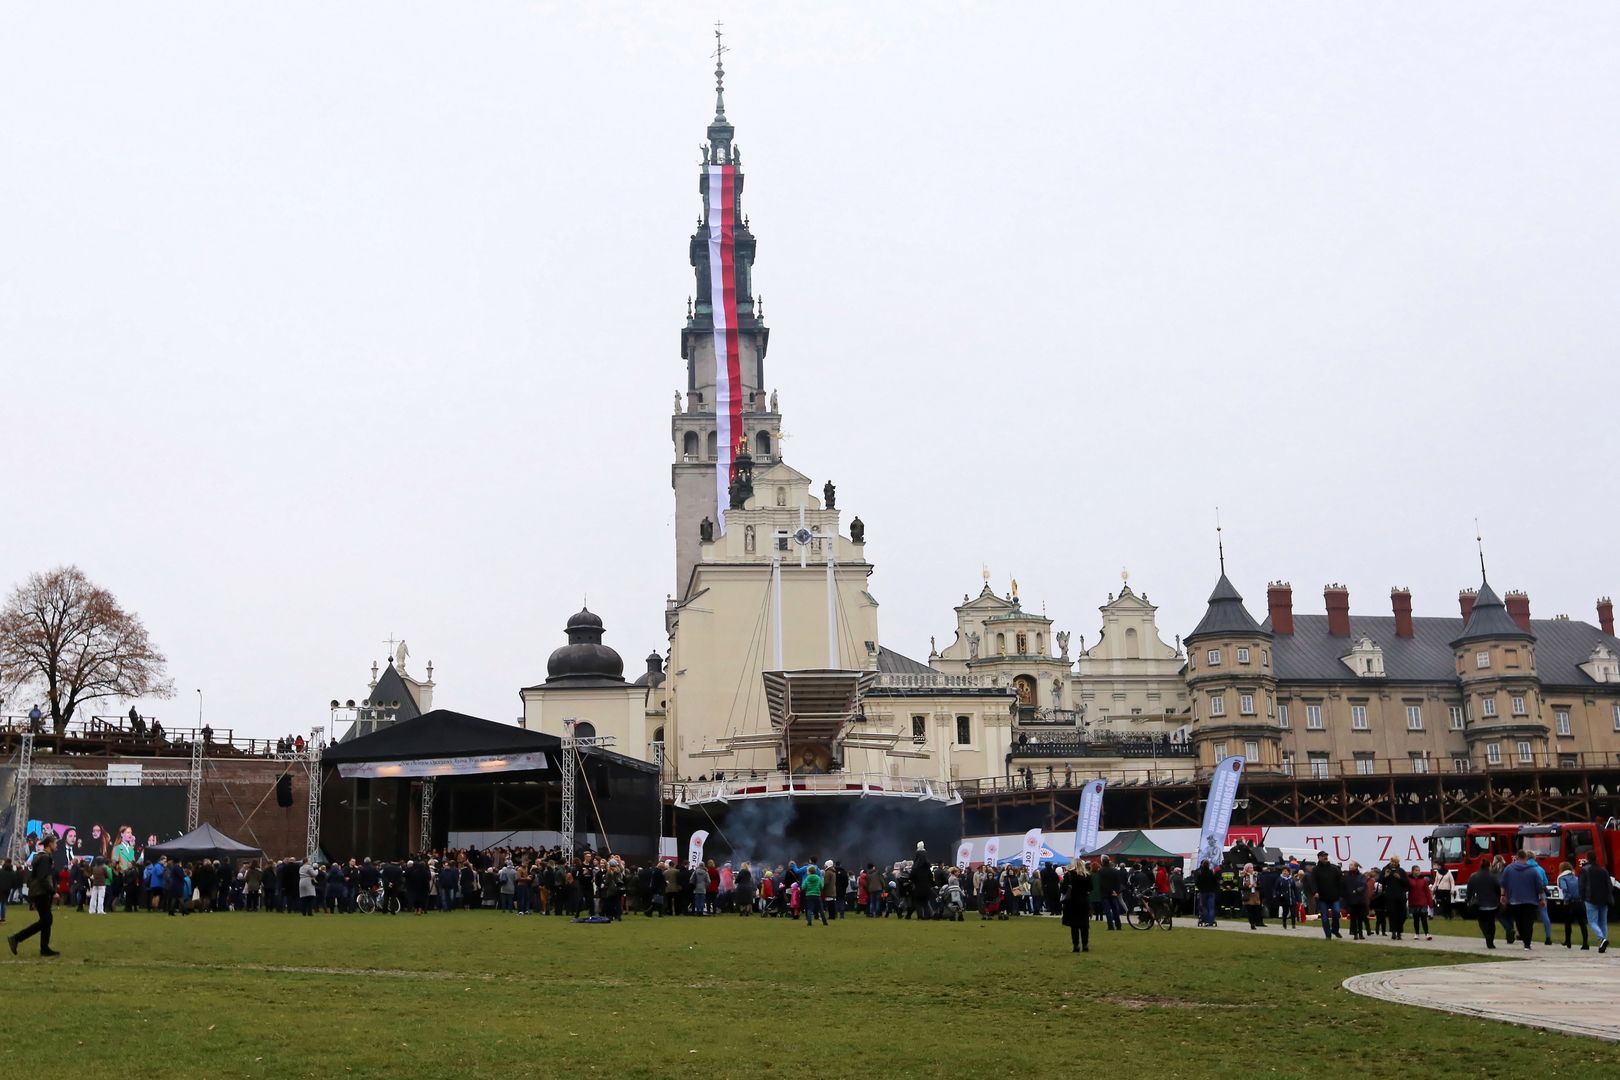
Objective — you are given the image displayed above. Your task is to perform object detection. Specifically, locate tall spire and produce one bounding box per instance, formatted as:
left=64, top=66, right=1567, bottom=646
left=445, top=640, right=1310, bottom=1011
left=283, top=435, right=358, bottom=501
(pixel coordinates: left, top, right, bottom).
left=712, top=22, right=728, bottom=123
left=1475, top=518, right=1488, bottom=583
left=1216, top=506, right=1226, bottom=576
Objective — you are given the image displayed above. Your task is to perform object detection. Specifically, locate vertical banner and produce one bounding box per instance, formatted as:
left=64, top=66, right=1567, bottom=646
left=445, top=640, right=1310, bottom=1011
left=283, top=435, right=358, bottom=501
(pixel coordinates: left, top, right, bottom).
left=983, top=836, right=1001, bottom=868
left=1074, top=778, right=1107, bottom=858
left=955, top=840, right=973, bottom=871
left=1195, top=756, right=1246, bottom=871
left=706, top=164, right=742, bottom=534
left=687, top=830, right=709, bottom=871
left=1022, top=828, right=1043, bottom=874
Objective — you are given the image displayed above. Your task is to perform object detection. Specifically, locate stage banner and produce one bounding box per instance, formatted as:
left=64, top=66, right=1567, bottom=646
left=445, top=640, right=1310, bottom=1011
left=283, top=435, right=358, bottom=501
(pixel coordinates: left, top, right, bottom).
left=1074, top=778, right=1107, bottom=857
left=983, top=836, right=1001, bottom=867
left=956, top=840, right=973, bottom=870
left=335, top=752, right=548, bottom=779
left=1022, top=828, right=1043, bottom=874
left=688, top=830, right=709, bottom=871
left=706, top=163, right=742, bottom=534
left=1195, top=756, right=1246, bottom=870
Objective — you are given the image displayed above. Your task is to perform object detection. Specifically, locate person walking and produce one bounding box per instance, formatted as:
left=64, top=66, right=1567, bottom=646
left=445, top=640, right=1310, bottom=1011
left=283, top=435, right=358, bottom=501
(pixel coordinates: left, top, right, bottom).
left=1311, top=851, right=1345, bottom=939
left=1578, top=857, right=1612, bottom=953
left=1060, top=862, right=1092, bottom=953
left=1433, top=867, right=1455, bottom=919
left=1557, top=862, right=1588, bottom=950
left=7, top=834, right=61, bottom=957
left=1098, top=856, right=1124, bottom=930
left=87, top=857, right=108, bottom=915
left=1408, top=866, right=1434, bottom=941
left=298, top=857, right=318, bottom=916
left=1380, top=860, right=1410, bottom=941
left=1342, top=862, right=1369, bottom=940
left=801, top=863, right=827, bottom=926
left=1499, top=849, right=1547, bottom=951
left=1468, top=857, right=1504, bottom=949
left=1241, top=864, right=1265, bottom=929
left=691, top=859, right=708, bottom=916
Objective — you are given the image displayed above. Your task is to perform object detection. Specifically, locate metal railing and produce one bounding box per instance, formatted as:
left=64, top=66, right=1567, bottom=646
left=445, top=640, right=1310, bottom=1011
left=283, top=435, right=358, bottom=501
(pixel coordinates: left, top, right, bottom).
left=0, top=714, right=305, bottom=758
left=669, top=770, right=958, bottom=805
left=1268, top=749, right=1620, bottom=780
left=1011, top=736, right=1194, bottom=760
left=874, top=672, right=991, bottom=690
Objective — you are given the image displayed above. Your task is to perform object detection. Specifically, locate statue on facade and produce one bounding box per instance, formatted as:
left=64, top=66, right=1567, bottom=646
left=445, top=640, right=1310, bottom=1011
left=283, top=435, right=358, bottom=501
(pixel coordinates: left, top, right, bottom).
left=769, top=389, right=778, bottom=412
left=967, top=631, right=980, bottom=659
left=674, top=390, right=682, bottom=413
left=744, top=524, right=756, bottom=554
left=1057, top=630, right=1070, bottom=659
left=849, top=516, right=864, bottom=544
left=823, top=481, right=836, bottom=510
left=930, top=635, right=937, bottom=655
left=699, top=517, right=714, bottom=543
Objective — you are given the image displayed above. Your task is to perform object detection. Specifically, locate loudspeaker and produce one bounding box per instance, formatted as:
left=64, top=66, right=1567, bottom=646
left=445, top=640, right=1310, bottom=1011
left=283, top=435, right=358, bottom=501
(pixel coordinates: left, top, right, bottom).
left=276, top=774, right=294, bottom=807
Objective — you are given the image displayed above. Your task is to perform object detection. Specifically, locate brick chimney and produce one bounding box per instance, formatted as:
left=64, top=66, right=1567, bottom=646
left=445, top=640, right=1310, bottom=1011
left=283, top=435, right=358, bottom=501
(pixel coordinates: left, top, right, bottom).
left=1324, top=584, right=1350, bottom=637
left=1505, top=590, right=1531, bottom=633
left=1391, top=587, right=1414, bottom=638
left=1598, top=596, right=1614, bottom=637
left=1267, top=582, right=1294, bottom=635
left=1459, top=589, right=1477, bottom=622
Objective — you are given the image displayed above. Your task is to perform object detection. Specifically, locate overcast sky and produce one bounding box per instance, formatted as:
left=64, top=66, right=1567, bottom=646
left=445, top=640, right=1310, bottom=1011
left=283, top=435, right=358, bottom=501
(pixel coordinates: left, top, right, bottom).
left=3, top=5, right=1618, bottom=738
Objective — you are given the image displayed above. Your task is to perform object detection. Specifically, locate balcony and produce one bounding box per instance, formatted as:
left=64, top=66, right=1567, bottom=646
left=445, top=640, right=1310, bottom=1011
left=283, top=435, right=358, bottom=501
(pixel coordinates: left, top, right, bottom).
left=1010, top=734, right=1194, bottom=760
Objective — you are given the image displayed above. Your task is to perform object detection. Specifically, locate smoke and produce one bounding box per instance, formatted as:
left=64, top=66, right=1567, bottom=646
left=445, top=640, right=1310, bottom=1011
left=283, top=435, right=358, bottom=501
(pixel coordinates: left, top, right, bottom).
left=704, top=797, right=956, bottom=873
left=714, top=797, right=795, bottom=872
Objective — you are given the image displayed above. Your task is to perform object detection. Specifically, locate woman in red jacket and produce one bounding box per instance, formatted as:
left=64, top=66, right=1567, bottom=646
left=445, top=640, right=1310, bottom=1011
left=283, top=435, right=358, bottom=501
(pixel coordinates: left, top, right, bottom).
left=1407, top=867, right=1434, bottom=940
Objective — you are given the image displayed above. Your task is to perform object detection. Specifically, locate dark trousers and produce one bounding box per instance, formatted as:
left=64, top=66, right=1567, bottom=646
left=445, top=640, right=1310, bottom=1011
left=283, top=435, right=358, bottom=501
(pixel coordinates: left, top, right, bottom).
left=1477, top=910, right=1498, bottom=946
left=1103, top=895, right=1123, bottom=930
left=1387, top=901, right=1408, bottom=937
left=1348, top=904, right=1370, bottom=938
left=1068, top=919, right=1089, bottom=951
left=1509, top=903, right=1539, bottom=947
left=1411, top=908, right=1430, bottom=936
left=12, top=897, right=54, bottom=952
left=1564, top=904, right=1590, bottom=947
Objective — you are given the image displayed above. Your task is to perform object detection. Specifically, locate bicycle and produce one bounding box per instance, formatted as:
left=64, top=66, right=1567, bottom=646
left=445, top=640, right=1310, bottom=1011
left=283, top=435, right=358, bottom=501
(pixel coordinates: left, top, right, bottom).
left=1127, top=889, right=1174, bottom=930
left=355, top=887, right=400, bottom=915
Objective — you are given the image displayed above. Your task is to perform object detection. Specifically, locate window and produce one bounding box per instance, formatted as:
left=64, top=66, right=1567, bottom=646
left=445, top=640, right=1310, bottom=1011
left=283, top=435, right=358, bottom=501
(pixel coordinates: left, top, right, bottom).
left=996, top=634, right=1006, bottom=655
left=1305, top=704, right=1324, bottom=730
left=1351, top=705, right=1369, bottom=731
left=572, top=721, right=596, bottom=740
left=1505, top=648, right=1520, bottom=669
left=1262, top=650, right=1270, bottom=668
left=1354, top=752, right=1376, bottom=775
left=955, top=715, right=971, bottom=745
left=1614, top=703, right=1620, bottom=731
left=756, top=431, right=772, bottom=458
left=910, top=715, right=926, bottom=740
left=1281, top=751, right=1295, bottom=776
left=1213, top=741, right=1229, bottom=760
left=1210, top=695, right=1226, bottom=717
left=1239, top=694, right=1255, bottom=716
left=1556, top=709, right=1571, bottom=737
left=1406, top=705, right=1423, bottom=731
left=1511, top=695, right=1527, bottom=716
left=1207, top=649, right=1222, bottom=666
left=682, top=431, right=700, bottom=459
left=1451, top=755, right=1471, bottom=773
left=1476, top=650, right=1491, bottom=669
left=1016, top=632, right=1027, bottom=655
left=1516, top=741, right=1533, bottom=764
left=1559, top=755, right=1578, bottom=769
left=1237, top=647, right=1251, bottom=664
left=1449, top=706, right=1466, bottom=731
left=1409, top=752, right=1430, bottom=774
left=1243, top=739, right=1260, bottom=761
left=1308, top=752, right=1330, bottom=779
left=1278, top=704, right=1291, bottom=729
left=1485, top=743, right=1502, bottom=765
left=1481, top=697, right=1497, bottom=718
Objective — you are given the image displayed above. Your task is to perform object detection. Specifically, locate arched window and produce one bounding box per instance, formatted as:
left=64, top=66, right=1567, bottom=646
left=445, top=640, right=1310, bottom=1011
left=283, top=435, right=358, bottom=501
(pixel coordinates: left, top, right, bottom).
left=756, top=431, right=772, bottom=458
left=706, top=431, right=718, bottom=459
left=572, top=721, right=596, bottom=740
left=652, top=726, right=664, bottom=744
left=1125, top=627, right=1140, bottom=659
left=996, top=633, right=1006, bottom=655
left=683, top=431, right=700, bottom=459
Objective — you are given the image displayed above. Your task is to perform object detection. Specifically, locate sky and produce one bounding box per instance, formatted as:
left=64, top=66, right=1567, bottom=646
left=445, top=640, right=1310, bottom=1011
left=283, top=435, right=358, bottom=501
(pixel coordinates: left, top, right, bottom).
left=3, top=4, right=1618, bottom=738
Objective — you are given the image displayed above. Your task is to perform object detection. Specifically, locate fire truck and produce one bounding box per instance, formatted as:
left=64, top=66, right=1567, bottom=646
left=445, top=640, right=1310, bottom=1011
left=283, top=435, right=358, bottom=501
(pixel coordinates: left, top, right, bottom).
left=1429, top=821, right=1620, bottom=910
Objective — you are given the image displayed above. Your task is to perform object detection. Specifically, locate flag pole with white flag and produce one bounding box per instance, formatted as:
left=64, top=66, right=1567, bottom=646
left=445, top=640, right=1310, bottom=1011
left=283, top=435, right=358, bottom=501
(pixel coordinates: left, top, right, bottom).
left=687, top=830, right=709, bottom=871
left=956, top=840, right=973, bottom=871
left=1021, top=828, right=1043, bottom=874
left=1195, top=756, right=1246, bottom=871
left=1074, top=778, right=1107, bottom=859
left=983, top=836, right=1001, bottom=868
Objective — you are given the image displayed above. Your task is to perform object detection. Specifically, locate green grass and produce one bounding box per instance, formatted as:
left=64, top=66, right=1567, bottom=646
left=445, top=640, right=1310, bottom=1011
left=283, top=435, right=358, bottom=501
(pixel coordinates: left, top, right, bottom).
left=3, top=908, right=1617, bottom=1079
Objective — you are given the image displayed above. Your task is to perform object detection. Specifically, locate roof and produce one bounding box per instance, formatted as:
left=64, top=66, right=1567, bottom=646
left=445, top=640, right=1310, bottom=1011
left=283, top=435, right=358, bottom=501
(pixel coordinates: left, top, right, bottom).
left=321, top=709, right=561, bottom=765
left=1269, top=613, right=1618, bottom=687
left=877, top=646, right=935, bottom=675
left=1451, top=582, right=1534, bottom=646
left=147, top=823, right=263, bottom=860
left=1084, top=830, right=1182, bottom=860
left=1186, top=574, right=1268, bottom=641
left=370, top=664, right=422, bottom=720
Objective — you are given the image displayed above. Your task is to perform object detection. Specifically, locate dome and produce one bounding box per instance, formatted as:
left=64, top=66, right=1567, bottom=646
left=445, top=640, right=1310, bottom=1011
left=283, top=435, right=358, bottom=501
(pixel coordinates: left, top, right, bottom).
left=632, top=650, right=666, bottom=688
left=544, top=606, right=625, bottom=683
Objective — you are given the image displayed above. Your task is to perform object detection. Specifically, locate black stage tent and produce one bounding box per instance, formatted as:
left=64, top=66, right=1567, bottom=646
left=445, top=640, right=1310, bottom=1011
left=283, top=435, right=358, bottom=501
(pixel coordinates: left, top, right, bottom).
left=319, top=710, right=659, bottom=862
left=147, top=823, right=264, bottom=862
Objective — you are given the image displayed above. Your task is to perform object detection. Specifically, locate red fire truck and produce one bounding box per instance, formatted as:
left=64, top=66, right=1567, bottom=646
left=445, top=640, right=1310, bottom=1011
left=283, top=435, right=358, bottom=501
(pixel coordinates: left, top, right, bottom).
left=1429, top=821, right=1620, bottom=910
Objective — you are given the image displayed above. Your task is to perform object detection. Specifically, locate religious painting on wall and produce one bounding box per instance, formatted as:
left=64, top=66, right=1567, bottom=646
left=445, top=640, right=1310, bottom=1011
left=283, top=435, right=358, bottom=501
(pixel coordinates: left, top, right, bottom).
left=791, top=743, right=833, bottom=775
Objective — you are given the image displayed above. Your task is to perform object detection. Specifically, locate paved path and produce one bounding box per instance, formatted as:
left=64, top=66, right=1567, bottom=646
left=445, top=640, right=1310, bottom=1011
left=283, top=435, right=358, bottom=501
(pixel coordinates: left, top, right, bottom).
left=1205, top=920, right=1620, bottom=1041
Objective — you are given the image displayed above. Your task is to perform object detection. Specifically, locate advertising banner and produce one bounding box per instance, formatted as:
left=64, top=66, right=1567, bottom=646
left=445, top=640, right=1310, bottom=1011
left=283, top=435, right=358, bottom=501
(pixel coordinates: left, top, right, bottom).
left=1195, top=756, right=1246, bottom=870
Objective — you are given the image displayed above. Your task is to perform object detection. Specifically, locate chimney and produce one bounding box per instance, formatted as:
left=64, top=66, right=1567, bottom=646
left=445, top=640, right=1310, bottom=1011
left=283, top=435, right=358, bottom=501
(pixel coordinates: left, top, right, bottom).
left=1459, top=589, right=1477, bottom=622
left=1267, top=581, right=1294, bottom=635
left=1600, top=597, right=1615, bottom=637
left=1324, top=583, right=1350, bottom=637
left=1391, top=587, right=1414, bottom=638
left=1505, top=591, right=1531, bottom=634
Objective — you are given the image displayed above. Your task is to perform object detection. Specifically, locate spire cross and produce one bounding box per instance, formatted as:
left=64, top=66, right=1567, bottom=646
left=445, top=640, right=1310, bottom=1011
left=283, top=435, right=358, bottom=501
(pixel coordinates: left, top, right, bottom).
left=1215, top=506, right=1226, bottom=575
left=1475, top=518, right=1488, bottom=582
left=382, top=633, right=398, bottom=659
left=711, top=22, right=729, bottom=121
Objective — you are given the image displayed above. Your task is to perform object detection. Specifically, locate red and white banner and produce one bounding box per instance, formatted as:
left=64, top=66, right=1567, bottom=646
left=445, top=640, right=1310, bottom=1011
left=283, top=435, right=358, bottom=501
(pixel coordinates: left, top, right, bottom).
left=955, top=840, right=973, bottom=871
left=982, top=836, right=1000, bottom=867
left=688, top=830, right=709, bottom=871
left=1022, top=828, right=1043, bottom=875
left=706, top=164, right=743, bottom=533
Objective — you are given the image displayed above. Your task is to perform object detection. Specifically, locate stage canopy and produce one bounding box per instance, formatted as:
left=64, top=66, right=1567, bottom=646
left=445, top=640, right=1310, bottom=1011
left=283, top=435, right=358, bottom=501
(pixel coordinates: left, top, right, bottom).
left=147, top=823, right=264, bottom=861
left=996, top=844, right=1072, bottom=868
left=1083, top=830, right=1182, bottom=861
left=321, top=710, right=562, bottom=778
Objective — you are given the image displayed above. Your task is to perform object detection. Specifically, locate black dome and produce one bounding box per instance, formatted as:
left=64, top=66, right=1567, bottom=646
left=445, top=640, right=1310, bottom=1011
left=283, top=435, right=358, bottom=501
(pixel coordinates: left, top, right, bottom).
left=545, top=606, right=625, bottom=682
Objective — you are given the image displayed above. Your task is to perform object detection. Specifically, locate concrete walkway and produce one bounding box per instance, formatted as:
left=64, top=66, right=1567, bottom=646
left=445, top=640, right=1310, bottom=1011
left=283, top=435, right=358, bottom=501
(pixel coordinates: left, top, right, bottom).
left=1205, top=920, right=1620, bottom=1041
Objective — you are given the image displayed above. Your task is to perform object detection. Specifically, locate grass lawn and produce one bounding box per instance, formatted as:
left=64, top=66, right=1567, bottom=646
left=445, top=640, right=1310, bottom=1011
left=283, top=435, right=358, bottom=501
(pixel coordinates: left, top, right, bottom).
left=4, top=908, right=1617, bottom=1079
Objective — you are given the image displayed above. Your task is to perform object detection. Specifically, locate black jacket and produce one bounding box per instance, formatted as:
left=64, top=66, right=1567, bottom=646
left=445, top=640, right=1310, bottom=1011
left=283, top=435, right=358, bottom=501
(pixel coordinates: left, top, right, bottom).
left=27, top=854, right=56, bottom=901
left=1580, top=862, right=1614, bottom=906
left=1312, top=861, right=1345, bottom=902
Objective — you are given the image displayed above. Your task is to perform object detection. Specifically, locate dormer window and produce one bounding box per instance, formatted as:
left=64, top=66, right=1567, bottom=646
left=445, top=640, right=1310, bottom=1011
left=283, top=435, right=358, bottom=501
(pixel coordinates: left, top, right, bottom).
left=1580, top=644, right=1620, bottom=684
left=1342, top=635, right=1385, bottom=678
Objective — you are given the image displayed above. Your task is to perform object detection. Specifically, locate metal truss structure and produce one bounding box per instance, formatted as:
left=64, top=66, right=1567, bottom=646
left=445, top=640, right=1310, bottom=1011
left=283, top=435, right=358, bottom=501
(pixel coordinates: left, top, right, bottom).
left=559, top=719, right=615, bottom=858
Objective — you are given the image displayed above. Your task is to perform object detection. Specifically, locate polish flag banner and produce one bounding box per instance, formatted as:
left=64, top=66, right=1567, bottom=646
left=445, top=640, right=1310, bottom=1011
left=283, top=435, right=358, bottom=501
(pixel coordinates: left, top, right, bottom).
left=706, top=164, right=743, bottom=533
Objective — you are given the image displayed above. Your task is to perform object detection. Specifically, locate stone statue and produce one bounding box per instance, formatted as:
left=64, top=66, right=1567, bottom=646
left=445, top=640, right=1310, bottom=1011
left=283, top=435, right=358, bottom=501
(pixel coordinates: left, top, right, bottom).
left=699, top=517, right=714, bottom=543
left=744, top=524, right=756, bottom=554
left=823, top=481, right=836, bottom=510
left=395, top=640, right=409, bottom=672
left=1057, top=630, right=1070, bottom=659
left=769, top=389, right=778, bottom=412
left=674, top=390, right=682, bottom=413
left=849, top=516, right=864, bottom=544
left=930, top=635, right=937, bottom=655
left=966, top=631, right=980, bottom=659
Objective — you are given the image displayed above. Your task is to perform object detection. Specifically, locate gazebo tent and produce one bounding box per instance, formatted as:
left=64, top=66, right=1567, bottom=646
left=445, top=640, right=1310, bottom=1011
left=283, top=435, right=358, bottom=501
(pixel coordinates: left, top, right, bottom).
left=1083, top=830, right=1183, bottom=862
left=996, top=845, right=1072, bottom=867
left=146, top=823, right=264, bottom=861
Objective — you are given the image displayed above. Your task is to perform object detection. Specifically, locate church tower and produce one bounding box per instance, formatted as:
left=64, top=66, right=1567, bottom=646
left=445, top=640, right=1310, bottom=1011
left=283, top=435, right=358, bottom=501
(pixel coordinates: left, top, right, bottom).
left=672, top=34, right=781, bottom=597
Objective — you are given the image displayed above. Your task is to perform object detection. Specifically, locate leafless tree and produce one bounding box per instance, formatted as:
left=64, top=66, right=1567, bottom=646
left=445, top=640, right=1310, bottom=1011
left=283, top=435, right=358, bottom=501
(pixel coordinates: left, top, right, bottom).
left=0, top=566, right=174, bottom=734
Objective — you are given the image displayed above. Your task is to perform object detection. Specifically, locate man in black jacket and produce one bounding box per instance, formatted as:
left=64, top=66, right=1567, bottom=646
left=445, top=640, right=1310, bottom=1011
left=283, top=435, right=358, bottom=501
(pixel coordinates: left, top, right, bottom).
left=1193, top=860, right=1220, bottom=925
left=1311, top=851, right=1345, bottom=939
left=8, top=835, right=61, bottom=957
left=1097, top=856, right=1124, bottom=930
left=1579, top=858, right=1614, bottom=952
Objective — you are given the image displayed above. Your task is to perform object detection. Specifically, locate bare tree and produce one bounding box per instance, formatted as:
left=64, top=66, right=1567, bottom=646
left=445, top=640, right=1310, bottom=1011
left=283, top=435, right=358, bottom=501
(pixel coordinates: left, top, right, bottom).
left=0, top=566, right=174, bottom=734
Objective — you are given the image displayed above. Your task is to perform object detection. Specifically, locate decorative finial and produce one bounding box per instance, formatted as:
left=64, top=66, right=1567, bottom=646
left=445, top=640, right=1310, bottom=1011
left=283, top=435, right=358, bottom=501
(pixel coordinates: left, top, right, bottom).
left=1121, top=567, right=1130, bottom=584
left=1475, top=518, right=1487, bottom=582
left=758, top=294, right=764, bottom=320
left=712, top=22, right=729, bottom=122
left=982, top=564, right=991, bottom=583
left=1215, top=506, right=1226, bottom=575
left=687, top=295, right=693, bottom=319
